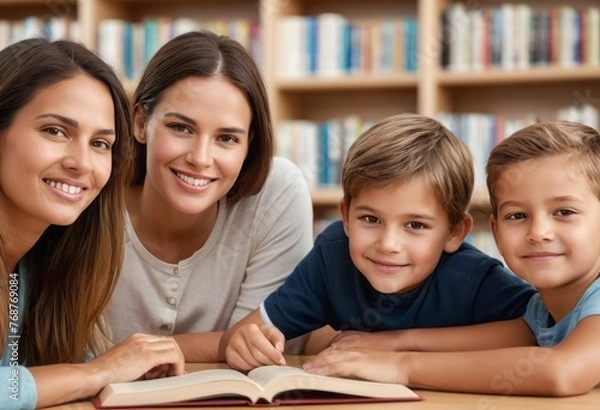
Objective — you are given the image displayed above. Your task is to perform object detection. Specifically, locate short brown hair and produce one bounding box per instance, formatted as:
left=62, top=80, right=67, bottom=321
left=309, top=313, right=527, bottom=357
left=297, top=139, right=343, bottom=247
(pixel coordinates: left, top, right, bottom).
left=132, top=30, right=273, bottom=202
left=342, top=113, right=474, bottom=227
left=486, top=121, right=600, bottom=216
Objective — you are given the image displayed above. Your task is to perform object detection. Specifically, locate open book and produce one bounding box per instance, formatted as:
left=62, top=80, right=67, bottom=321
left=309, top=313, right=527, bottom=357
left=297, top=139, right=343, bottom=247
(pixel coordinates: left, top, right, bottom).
left=93, top=365, right=421, bottom=408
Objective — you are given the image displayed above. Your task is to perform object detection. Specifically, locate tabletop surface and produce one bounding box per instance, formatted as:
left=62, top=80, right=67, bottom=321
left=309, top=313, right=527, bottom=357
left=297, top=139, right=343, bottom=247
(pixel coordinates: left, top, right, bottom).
left=47, top=356, right=600, bottom=410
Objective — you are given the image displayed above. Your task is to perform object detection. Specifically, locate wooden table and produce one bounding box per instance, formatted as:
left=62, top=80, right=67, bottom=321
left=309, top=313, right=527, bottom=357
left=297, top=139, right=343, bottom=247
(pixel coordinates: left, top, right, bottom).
left=48, top=357, right=600, bottom=409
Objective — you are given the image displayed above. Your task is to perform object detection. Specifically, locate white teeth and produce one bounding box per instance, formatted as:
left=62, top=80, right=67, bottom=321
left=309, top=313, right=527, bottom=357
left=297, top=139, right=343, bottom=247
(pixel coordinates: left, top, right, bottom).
left=45, top=180, right=82, bottom=194
left=176, top=172, right=210, bottom=187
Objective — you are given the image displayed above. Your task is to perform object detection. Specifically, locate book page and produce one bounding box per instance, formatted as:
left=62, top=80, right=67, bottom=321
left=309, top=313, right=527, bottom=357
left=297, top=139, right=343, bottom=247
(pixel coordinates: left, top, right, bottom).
left=248, top=366, right=309, bottom=386
left=248, top=366, right=419, bottom=402
left=99, top=369, right=264, bottom=407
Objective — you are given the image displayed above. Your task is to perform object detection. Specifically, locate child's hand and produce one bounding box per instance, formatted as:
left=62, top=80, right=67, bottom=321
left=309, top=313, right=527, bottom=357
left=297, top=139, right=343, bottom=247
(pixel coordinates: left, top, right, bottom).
left=225, top=323, right=286, bottom=371
left=330, top=330, right=405, bottom=351
left=303, top=347, right=408, bottom=385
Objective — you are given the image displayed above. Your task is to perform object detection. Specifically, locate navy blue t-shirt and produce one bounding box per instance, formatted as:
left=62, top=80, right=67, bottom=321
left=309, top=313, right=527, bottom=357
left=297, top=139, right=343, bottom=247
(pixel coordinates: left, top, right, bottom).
left=262, top=220, right=535, bottom=340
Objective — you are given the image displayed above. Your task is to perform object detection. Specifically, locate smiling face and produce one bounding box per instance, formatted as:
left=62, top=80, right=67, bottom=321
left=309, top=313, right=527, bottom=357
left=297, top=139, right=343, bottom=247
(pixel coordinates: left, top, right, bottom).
left=0, top=74, right=115, bottom=232
left=491, top=155, right=600, bottom=292
left=136, top=75, right=251, bottom=216
left=341, top=177, right=467, bottom=294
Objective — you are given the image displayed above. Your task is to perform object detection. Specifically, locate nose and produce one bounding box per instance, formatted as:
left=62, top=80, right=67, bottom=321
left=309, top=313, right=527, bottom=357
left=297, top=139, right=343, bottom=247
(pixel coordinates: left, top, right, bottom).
left=526, top=216, right=554, bottom=242
left=186, top=137, right=213, bottom=168
left=61, top=141, right=93, bottom=174
left=376, top=227, right=402, bottom=253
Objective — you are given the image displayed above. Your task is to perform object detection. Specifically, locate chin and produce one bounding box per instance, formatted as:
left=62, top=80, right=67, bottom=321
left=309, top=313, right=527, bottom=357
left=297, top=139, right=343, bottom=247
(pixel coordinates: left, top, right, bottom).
left=370, top=282, right=403, bottom=295
left=50, top=214, right=83, bottom=226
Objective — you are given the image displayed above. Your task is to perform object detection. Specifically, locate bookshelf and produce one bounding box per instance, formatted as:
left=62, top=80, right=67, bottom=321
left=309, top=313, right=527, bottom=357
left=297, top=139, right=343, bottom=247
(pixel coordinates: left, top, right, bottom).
left=264, top=0, right=600, bottom=229
left=2, top=0, right=599, bottom=234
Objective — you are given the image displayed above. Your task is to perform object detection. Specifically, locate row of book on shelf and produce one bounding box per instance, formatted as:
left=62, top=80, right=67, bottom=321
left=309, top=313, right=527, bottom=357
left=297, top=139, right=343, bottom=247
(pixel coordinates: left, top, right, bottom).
left=442, top=3, right=600, bottom=71
left=98, top=17, right=261, bottom=80
left=277, top=116, right=374, bottom=189
left=277, top=13, right=418, bottom=78
left=0, top=16, right=80, bottom=48
left=278, top=104, right=598, bottom=192
left=0, top=15, right=261, bottom=81
left=3, top=5, right=599, bottom=82
left=438, top=104, right=598, bottom=189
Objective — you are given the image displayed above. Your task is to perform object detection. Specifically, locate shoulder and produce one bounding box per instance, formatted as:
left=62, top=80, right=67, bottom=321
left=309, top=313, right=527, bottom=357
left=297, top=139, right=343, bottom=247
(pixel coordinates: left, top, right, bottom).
left=577, top=278, right=600, bottom=316
left=227, top=157, right=313, bottom=233
left=434, top=242, right=530, bottom=289
left=441, top=242, right=504, bottom=272
left=255, top=157, right=310, bottom=201
left=272, top=156, right=303, bottom=174
left=269, top=157, right=306, bottom=184
left=522, top=292, right=546, bottom=331
left=314, top=220, right=347, bottom=247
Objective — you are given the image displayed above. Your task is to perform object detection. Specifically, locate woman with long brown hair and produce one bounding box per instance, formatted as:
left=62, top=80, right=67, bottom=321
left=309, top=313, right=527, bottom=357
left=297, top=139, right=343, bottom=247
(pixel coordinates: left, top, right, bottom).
left=0, top=38, right=184, bottom=409
left=105, top=31, right=314, bottom=361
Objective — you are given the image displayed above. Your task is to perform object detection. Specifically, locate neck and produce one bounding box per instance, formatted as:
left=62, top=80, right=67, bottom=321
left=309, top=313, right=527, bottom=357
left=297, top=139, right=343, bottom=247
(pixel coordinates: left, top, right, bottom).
left=126, top=185, right=219, bottom=263
left=538, top=272, right=599, bottom=324
left=0, top=209, right=47, bottom=272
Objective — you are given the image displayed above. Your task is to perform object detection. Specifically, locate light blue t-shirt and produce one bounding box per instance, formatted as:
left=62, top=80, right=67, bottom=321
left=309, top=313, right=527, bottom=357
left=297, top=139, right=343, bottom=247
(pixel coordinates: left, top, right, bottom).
left=0, top=268, right=37, bottom=409
left=524, top=278, right=600, bottom=347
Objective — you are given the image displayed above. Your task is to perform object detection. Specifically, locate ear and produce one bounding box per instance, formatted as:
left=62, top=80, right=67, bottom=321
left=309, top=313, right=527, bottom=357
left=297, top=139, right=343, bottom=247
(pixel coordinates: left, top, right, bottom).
left=339, top=199, right=350, bottom=237
left=443, top=213, right=473, bottom=253
left=132, top=104, right=147, bottom=144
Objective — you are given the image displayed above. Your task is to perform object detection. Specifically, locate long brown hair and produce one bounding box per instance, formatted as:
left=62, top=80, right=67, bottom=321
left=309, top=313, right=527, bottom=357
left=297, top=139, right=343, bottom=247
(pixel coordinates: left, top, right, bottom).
left=0, top=38, right=133, bottom=365
left=132, top=30, right=273, bottom=202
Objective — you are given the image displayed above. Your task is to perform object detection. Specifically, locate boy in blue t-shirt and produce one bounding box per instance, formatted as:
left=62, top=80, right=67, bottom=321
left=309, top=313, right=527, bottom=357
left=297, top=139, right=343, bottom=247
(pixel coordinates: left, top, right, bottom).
left=219, top=113, right=534, bottom=371
left=303, top=121, right=600, bottom=396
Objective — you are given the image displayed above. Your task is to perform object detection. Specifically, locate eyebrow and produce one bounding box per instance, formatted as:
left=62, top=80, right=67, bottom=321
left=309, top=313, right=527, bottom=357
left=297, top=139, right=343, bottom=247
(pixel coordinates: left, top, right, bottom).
left=551, top=195, right=586, bottom=204
left=35, top=113, right=115, bottom=136
left=498, top=196, right=586, bottom=210
left=353, top=205, right=437, bottom=221
left=163, top=112, right=247, bottom=134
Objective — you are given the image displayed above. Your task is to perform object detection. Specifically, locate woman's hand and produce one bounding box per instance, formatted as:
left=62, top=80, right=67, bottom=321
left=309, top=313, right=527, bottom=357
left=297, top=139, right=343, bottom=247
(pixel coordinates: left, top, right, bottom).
left=30, top=333, right=186, bottom=408
left=88, top=333, right=185, bottom=384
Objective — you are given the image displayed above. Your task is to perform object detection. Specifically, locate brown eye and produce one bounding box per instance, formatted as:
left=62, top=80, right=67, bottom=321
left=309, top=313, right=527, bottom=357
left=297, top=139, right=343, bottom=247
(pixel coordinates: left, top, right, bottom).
left=407, top=222, right=425, bottom=230
left=169, top=124, right=191, bottom=133
left=218, top=134, right=238, bottom=144
left=91, top=140, right=112, bottom=151
left=43, top=127, right=65, bottom=137
left=361, top=215, right=379, bottom=224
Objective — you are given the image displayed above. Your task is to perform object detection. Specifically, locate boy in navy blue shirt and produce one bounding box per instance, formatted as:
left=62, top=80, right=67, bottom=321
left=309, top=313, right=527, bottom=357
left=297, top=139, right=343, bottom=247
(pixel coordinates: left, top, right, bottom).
left=303, top=120, right=600, bottom=396
left=219, top=113, right=534, bottom=371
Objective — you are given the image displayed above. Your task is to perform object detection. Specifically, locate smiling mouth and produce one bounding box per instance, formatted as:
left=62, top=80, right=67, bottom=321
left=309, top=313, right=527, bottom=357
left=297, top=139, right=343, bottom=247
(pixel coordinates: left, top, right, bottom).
left=523, top=254, right=561, bottom=260
left=44, top=179, right=83, bottom=194
left=175, top=172, right=212, bottom=187
left=370, top=258, right=407, bottom=269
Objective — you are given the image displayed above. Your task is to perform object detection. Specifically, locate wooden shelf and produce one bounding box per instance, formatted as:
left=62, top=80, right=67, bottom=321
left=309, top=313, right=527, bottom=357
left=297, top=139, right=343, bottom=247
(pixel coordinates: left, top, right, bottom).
left=438, top=65, right=600, bottom=86
left=469, top=189, right=492, bottom=220
left=311, top=188, right=343, bottom=207
left=275, top=74, right=418, bottom=92
left=0, top=0, right=50, bottom=4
